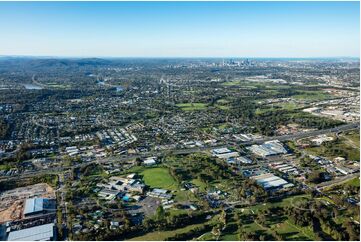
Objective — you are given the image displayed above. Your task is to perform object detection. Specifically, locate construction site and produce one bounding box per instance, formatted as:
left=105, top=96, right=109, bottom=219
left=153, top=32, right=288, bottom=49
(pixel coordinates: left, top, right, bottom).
left=0, top=183, right=55, bottom=223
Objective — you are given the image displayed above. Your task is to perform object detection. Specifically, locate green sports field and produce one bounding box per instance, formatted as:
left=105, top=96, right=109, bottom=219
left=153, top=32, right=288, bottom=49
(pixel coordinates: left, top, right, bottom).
left=176, top=102, right=207, bottom=111
left=140, top=167, right=177, bottom=190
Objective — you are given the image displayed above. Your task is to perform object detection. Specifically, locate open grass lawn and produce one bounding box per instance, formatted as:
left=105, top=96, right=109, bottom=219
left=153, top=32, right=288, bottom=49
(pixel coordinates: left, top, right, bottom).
left=0, top=164, right=15, bottom=170
left=241, top=194, right=310, bottom=213
left=191, top=178, right=208, bottom=192
left=348, top=133, right=360, bottom=147
left=140, top=167, right=196, bottom=202
left=255, top=102, right=299, bottom=115
left=218, top=123, right=229, bottom=129
left=140, top=167, right=177, bottom=190
left=176, top=102, right=207, bottom=111
left=342, top=131, right=360, bottom=147
left=275, top=220, right=315, bottom=240
left=129, top=214, right=220, bottom=241
left=345, top=177, right=360, bottom=187
left=255, top=107, right=276, bottom=115
left=233, top=194, right=332, bottom=240
left=220, top=232, right=238, bottom=241
left=275, top=102, right=299, bottom=110
left=215, top=104, right=230, bottom=110
left=222, top=80, right=241, bottom=86
left=292, top=90, right=334, bottom=101
left=216, top=99, right=229, bottom=104
left=197, top=232, right=216, bottom=241
left=217, top=212, right=316, bottom=241
left=305, top=139, right=360, bottom=161
left=129, top=222, right=206, bottom=241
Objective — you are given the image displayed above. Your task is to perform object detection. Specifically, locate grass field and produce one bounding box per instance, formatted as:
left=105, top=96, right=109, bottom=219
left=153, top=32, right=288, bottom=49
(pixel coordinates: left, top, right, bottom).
left=191, top=178, right=208, bottom=192
left=140, top=167, right=195, bottom=202
left=129, top=222, right=206, bottom=241
left=342, top=131, right=360, bottom=148
left=129, top=214, right=219, bottom=241
left=276, top=220, right=315, bottom=240
left=222, top=80, right=241, bottom=86
left=219, top=217, right=315, bottom=241
left=344, top=177, right=360, bottom=187
left=218, top=123, right=229, bottom=129
left=176, top=102, right=207, bottom=111
left=255, top=102, right=299, bottom=115
left=217, top=194, right=318, bottom=241
left=305, top=138, right=360, bottom=161
left=216, top=99, right=229, bottom=104
left=0, top=164, right=14, bottom=170
left=255, top=107, right=276, bottom=115
left=275, top=102, right=299, bottom=110
left=215, top=104, right=230, bottom=110
left=292, top=90, right=334, bottom=101
left=140, top=167, right=177, bottom=190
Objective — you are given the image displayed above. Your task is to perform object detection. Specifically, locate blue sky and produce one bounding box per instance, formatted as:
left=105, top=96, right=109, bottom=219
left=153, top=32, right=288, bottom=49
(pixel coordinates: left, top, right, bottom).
left=0, top=1, right=359, bottom=57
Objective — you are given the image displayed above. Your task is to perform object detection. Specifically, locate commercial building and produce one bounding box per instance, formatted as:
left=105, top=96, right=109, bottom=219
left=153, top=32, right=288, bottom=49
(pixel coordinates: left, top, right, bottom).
left=248, top=140, right=288, bottom=157
left=238, top=156, right=253, bottom=164
left=98, top=189, right=119, bottom=200
left=143, top=157, right=157, bottom=166
left=212, top=148, right=231, bottom=155
left=24, top=198, right=55, bottom=217
left=251, top=173, right=293, bottom=190
left=212, top=148, right=239, bottom=159
left=147, top=188, right=172, bottom=199
left=6, top=223, right=55, bottom=241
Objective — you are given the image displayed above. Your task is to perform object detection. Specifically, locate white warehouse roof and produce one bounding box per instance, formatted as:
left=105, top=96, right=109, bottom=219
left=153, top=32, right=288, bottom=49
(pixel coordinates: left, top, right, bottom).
left=7, top=223, right=55, bottom=241
left=24, top=198, right=45, bottom=216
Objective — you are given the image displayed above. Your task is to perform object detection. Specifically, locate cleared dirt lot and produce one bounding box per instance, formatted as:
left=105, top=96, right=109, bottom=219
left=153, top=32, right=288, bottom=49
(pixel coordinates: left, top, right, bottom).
left=0, top=183, right=55, bottom=223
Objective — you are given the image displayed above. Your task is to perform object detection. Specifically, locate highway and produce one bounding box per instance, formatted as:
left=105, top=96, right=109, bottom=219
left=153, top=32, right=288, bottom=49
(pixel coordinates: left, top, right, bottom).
left=147, top=122, right=360, bottom=155
left=0, top=122, right=359, bottom=182
left=0, top=122, right=358, bottom=239
left=316, top=173, right=360, bottom=190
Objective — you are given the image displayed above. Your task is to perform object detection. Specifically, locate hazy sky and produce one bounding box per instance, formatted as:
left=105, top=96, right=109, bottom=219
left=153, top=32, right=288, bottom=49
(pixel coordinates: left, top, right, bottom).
left=0, top=1, right=359, bottom=57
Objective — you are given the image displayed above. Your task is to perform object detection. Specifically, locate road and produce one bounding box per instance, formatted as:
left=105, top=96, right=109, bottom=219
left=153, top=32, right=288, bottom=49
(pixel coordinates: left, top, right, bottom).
left=127, top=122, right=359, bottom=157
left=316, top=173, right=360, bottom=190
left=57, top=173, right=68, bottom=240
left=1, top=122, right=358, bottom=182
left=0, top=122, right=358, bottom=239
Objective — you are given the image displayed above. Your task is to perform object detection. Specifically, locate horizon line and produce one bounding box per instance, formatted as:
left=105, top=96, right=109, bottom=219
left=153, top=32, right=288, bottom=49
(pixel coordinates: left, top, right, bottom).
left=0, top=55, right=360, bottom=60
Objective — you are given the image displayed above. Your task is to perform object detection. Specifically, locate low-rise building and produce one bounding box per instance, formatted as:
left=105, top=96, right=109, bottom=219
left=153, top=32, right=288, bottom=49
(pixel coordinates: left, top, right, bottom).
left=98, top=188, right=119, bottom=200
left=6, top=223, right=55, bottom=241
left=23, top=198, right=56, bottom=218
left=143, top=157, right=157, bottom=166
left=248, top=140, right=288, bottom=157
left=147, top=188, right=172, bottom=199
left=251, top=173, right=293, bottom=190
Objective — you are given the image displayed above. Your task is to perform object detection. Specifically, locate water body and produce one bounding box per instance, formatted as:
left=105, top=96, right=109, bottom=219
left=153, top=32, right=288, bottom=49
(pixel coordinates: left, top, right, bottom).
left=23, top=83, right=43, bottom=90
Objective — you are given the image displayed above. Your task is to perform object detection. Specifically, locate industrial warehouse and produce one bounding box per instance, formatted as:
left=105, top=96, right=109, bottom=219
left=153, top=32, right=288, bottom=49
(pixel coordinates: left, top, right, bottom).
left=251, top=173, right=294, bottom=190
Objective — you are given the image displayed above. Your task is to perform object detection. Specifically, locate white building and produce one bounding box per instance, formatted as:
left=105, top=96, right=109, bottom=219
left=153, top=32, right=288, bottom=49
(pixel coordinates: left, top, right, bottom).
left=143, top=157, right=157, bottom=166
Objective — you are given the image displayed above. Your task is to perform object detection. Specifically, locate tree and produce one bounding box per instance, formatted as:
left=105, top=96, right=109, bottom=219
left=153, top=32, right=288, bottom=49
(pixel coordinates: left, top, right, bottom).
left=135, top=157, right=142, bottom=166
left=256, top=213, right=267, bottom=227
left=156, top=205, right=165, bottom=221
left=344, top=221, right=360, bottom=241
left=307, top=170, right=325, bottom=184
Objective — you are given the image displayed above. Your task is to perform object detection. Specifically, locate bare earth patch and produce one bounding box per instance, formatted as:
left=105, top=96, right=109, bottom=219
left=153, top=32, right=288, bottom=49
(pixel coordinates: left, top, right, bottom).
left=0, top=183, right=55, bottom=223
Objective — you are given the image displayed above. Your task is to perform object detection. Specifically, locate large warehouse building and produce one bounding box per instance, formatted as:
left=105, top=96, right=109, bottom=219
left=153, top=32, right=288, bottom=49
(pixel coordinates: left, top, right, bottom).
left=24, top=198, right=55, bottom=217
left=6, top=223, right=55, bottom=241
left=251, top=173, right=293, bottom=190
